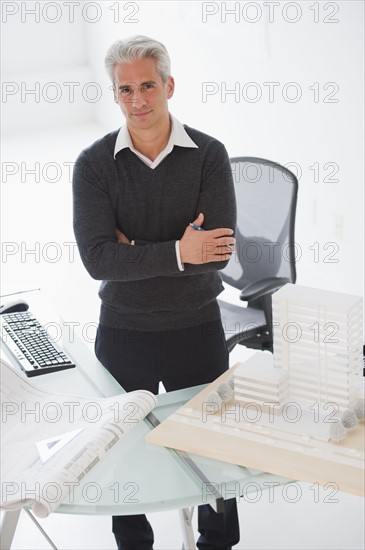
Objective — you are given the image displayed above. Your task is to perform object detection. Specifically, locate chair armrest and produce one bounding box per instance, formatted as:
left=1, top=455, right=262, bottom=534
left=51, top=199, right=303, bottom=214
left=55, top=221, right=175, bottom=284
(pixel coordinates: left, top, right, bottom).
left=240, top=277, right=290, bottom=302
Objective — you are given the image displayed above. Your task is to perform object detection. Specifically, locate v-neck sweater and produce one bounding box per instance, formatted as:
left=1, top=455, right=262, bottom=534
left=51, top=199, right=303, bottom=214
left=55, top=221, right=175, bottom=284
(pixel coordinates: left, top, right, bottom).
left=72, top=124, right=236, bottom=331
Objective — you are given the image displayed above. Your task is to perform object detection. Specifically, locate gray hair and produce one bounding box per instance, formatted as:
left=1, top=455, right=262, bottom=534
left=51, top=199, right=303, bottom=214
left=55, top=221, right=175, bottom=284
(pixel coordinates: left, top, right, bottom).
left=105, top=35, right=171, bottom=84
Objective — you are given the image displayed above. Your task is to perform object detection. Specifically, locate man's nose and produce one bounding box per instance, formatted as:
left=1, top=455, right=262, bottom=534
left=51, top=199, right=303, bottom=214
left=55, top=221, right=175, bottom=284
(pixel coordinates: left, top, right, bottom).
left=130, top=87, right=147, bottom=107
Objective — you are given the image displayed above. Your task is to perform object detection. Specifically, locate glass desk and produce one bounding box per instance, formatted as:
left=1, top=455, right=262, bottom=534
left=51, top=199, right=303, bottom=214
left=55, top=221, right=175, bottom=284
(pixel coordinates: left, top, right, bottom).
left=0, top=289, right=292, bottom=549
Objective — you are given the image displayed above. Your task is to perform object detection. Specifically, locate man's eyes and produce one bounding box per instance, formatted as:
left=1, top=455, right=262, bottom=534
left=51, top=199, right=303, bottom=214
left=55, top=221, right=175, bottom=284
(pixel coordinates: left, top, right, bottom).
left=119, top=87, right=132, bottom=94
left=118, top=84, right=155, bottom=94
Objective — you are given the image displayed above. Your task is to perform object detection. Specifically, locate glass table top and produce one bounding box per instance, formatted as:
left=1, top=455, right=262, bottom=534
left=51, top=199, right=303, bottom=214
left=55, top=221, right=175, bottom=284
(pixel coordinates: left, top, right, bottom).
left=1, top=289, right=293, bottom=515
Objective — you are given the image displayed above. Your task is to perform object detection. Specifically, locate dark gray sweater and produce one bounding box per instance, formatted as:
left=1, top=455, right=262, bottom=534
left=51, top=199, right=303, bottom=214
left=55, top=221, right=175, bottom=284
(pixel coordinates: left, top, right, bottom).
left=72, top=125, right=236, bottom=331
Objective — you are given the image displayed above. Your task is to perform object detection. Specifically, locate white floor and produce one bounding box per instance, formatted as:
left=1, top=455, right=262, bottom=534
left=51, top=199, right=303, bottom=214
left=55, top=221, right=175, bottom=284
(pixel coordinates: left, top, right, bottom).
left=7, top=486, right=365, bottom=550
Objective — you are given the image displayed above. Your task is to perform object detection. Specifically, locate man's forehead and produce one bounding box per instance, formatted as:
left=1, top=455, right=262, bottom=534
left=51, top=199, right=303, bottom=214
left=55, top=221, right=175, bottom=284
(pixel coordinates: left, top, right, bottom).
left=113, top=58, right=161, bottom=82
left=115, top=79, right=158, bottom=87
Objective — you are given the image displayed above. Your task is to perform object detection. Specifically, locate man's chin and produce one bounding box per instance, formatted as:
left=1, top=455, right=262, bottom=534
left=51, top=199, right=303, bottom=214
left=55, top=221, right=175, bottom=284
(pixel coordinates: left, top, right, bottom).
left=129, top=117, right=156, bottom=131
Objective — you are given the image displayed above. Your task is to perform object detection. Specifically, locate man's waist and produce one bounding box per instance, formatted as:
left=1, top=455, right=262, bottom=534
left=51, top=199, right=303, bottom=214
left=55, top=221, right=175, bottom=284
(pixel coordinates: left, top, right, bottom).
left=99, top=300, right=221, bottom=331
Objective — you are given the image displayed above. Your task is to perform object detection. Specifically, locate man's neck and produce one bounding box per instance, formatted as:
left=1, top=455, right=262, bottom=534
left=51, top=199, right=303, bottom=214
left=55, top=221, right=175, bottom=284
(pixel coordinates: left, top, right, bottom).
left=128, top=115, right=171, bottom=161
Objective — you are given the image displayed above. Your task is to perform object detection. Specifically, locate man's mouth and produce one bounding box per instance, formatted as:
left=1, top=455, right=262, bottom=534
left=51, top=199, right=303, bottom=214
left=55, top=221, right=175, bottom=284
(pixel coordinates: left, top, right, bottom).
left=132, top=110, right=152, bottom=117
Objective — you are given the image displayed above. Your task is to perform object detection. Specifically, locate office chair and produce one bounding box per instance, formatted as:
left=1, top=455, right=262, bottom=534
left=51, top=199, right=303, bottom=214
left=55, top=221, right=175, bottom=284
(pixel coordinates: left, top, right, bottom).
left=218, top=156, right=298, bottom=353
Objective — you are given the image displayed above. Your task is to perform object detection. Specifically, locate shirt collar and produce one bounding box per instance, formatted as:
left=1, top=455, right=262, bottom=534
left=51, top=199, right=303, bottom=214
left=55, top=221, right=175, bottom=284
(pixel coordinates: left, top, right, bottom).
left=113, top=114, right=198, bottom=159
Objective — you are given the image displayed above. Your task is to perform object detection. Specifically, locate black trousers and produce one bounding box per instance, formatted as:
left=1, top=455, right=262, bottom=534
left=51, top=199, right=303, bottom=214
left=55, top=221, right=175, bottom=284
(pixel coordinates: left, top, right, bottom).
left=95, top=319, right=240, bottom=550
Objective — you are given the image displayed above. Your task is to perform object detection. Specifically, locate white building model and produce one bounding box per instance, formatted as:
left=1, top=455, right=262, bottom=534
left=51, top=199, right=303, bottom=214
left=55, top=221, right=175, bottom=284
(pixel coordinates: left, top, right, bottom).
left=147, top=284, right=365, bottom=498
left=272, top=284, right=363, bottom=413
left=147, top=287, right=364, bottom=495
left=233, top=284, right=363, bottom=431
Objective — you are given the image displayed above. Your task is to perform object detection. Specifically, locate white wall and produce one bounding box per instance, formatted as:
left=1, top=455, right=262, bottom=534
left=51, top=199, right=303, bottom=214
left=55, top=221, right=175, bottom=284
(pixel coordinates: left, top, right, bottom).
left=1, top=5, right=93, bottom=133
left=1, top=0, right=364, bottom=302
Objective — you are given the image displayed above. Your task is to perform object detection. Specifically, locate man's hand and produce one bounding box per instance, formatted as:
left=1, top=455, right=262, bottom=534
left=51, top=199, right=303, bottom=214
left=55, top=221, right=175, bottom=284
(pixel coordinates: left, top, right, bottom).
left=116, top=228, right=131, bottom=244
left=179, top=213, right=235, bottom=265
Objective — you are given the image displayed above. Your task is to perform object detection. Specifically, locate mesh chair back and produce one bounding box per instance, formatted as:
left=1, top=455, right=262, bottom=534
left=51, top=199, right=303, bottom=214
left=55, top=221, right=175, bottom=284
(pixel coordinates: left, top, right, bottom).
left=222, top=157, right=298, bottom=290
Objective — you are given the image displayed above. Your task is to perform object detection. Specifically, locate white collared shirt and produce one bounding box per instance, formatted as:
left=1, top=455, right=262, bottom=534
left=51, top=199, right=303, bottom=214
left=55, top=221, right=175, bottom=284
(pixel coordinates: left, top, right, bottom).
left=113, top=115, right=199, bottom=271
left=114, top=114, right=198, bottom=166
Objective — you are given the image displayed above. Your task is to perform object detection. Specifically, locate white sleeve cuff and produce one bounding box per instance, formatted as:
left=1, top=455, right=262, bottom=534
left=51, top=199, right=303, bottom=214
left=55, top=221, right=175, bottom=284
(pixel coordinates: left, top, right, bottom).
left=175, top=240, right=185, bottom=271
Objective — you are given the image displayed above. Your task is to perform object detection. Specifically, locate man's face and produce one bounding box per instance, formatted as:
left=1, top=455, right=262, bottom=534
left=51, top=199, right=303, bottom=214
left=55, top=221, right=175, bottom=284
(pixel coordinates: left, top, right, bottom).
left=113, top=57, right=174, bottom=132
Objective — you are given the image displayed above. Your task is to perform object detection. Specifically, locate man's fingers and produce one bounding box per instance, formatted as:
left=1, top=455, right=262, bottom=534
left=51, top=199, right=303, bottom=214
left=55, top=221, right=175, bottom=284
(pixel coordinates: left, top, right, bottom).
left=192, top=212, right=204, bottom=226
left=207, top=228, right=234, bottom=238
left=206, top=252, right=232, bottom=262
left=205, top=238, right=235, bottom=250
left=215, top=238, right=235, bottom=247
left=202, top=242, right=234, bottom=262
left=116, top=228, right=130, bottom=244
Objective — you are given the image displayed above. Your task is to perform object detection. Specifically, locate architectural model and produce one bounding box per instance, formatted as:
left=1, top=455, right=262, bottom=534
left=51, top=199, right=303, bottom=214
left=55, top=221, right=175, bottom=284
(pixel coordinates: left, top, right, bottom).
left=272, top=284, right=363, bottom=413
left=232, top=284, right=363, bottom=437
left=146, top=284, right=364, bottom=496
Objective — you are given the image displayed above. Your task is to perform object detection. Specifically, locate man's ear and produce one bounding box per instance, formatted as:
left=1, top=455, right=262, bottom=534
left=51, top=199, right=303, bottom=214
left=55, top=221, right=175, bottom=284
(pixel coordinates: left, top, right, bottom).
left=111, top=84, right=118, bottom=103
left=166, top=76, right=175, bottom=99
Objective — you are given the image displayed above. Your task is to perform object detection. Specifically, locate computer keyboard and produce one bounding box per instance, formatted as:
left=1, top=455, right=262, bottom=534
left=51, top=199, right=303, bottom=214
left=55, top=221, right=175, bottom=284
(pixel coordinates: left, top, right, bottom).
left=0, top=311, right=76, bottom=376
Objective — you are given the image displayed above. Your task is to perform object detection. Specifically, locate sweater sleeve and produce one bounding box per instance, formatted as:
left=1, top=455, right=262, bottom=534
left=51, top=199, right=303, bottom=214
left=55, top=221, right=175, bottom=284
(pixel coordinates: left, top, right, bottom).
left=175, top=140, right=237, bottom=276
left=72, top=150, right=181, bottom=282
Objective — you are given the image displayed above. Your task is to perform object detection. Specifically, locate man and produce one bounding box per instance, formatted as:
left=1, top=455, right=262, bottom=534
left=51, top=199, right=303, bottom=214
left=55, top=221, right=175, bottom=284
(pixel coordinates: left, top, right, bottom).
left=73, top=35, right=238, bottom=550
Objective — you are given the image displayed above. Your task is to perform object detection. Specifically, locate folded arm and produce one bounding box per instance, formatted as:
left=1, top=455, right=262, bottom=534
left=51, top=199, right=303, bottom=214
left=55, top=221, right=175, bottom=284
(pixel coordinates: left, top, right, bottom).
left=72, top=142, right=236, bottom=282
